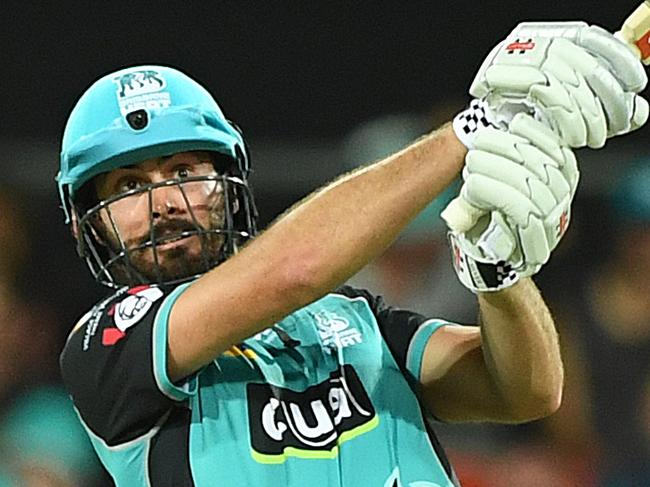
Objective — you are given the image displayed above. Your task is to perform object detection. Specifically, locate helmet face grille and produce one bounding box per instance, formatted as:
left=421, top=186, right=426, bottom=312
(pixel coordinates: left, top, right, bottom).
left=59, top=66, right=258, bottom=286
left=75, top=174, right=257, bottom=288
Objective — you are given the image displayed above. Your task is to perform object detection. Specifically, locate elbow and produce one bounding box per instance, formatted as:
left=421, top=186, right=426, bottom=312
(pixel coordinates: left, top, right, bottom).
left=508, top=381, right=564, bottom=423
left=536, top=365, right=565, bottom=418
left=274, top=248, right=330, bottom=306
left=503, top=365, right=564, bottom=423
left=533, top=386, right=563, bottom=419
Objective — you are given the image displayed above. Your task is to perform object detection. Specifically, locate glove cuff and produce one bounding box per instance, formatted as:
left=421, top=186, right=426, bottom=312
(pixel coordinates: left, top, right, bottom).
left=449, top=231, right=520, bottom=292
left=452, top=99, right=497, bottom=149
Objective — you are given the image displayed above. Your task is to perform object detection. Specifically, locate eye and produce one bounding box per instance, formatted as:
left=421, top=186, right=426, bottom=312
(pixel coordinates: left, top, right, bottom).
left=117, top=177, right=143, bottom=193
left=175, top=165, right=191, bottom=178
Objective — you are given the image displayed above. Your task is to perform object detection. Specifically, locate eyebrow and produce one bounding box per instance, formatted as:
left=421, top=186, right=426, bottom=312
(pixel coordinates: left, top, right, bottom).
left=114, top=160, right=172, bottom=172
left=111, top=154, right=215, bottom=179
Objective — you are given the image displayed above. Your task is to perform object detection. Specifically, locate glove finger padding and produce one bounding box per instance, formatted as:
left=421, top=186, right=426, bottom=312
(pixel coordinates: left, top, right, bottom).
left=462, top=173, right=541, bottom=227
left=464, top=151, right=559, bottom=215
left=469, top=22, right=648, bottom=147
left=508, top=22, right=647, bottom=93
left=526, top=58, right=607, bottom=148
left=507, top=114, right=580, bottom=196
left=444, top=114, right=579, bottom=233
left=559, top=77, right=607, bottom=148
left=545, top=38, right=630, bottom=136
left=528, top=70, right=589, bottom=148
left=447, top=114, right=578, bottom=291
left=576, top=24, right=647, bottom=92
left=629, top=93, right=650, bottom=133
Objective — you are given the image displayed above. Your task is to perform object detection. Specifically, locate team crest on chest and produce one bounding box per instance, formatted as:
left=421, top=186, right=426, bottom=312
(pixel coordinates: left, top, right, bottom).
left=314, top=311, right=363, bottom=348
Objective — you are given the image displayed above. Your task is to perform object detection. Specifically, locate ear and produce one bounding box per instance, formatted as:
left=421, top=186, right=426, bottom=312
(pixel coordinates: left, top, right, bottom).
left=72, top=207, right=112, bottom=248
left=70, top=209, right=80, bottom=240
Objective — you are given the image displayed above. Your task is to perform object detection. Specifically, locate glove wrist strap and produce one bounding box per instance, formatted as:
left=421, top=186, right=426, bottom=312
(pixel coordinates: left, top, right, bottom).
left=449, top=232, right=520, bottom=293
left=452, top=99, right=497, bottom=149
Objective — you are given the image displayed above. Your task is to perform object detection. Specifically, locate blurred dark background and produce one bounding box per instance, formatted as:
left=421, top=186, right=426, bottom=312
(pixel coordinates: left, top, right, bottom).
left=1, top=1, right=650, bottom=486
left=1, top=1, right=643, bottom=139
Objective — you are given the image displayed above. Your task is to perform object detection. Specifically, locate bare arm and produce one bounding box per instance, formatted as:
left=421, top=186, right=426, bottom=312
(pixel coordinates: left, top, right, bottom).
left=420, top=278, right=563, bottom=423
left=168, top=124, right=467, bottom=381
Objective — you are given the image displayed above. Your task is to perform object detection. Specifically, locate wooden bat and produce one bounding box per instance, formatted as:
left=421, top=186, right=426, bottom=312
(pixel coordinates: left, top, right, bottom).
left=616, top=0, right=650, bottom=65
left=441, top=2, right=650, bottom=233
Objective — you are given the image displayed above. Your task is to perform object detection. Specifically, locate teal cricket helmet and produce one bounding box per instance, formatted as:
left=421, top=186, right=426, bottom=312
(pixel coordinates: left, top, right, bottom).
left=58, top=65, right=249, bottom=214
left=57, top=65, right=257, bottom=287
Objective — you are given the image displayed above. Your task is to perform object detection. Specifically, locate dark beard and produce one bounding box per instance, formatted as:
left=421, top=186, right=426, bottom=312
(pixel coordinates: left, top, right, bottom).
left=87, top=181, right=231, bottom=286
left=110, top=232, right=225, bottom=285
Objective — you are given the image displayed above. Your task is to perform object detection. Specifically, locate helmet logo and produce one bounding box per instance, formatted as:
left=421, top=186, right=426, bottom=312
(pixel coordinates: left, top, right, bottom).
left=113, top=69, right=171, bottom=116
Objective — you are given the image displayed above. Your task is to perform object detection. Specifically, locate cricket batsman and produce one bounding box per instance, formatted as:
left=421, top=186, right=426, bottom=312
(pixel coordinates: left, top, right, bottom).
left=58, top=20, right=647, bottom=486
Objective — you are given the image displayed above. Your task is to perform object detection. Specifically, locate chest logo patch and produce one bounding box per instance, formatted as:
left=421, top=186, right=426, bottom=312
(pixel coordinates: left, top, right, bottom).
left=247, top=365, right=378, bottom=463
left=315, top=311, right=363, bottom=348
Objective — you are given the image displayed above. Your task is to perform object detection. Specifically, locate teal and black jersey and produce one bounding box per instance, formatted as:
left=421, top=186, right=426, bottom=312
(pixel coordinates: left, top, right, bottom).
left=60, top=283, right=461, bottom=487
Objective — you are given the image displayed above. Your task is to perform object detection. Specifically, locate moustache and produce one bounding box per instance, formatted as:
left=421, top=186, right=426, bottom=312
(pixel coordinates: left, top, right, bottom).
left=136, top=219, right=202, bottom=247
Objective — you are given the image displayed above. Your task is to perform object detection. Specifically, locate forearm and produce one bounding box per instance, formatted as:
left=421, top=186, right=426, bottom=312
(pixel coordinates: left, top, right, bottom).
left=170, top=124, right=466, bottom=378
left=189, top=123, right=465, bottom=313
left=478, top=278, right=564, bottom=420
left=271, top=123, right=465, bottom=290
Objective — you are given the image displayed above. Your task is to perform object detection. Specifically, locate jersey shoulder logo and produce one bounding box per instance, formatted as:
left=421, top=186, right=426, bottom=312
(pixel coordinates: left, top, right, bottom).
left=246, top=365, right=378, bottom=464
left=80, top=288, right=129, bottom=351
left=99, top=286, right=164, bottom=347
left=113, top=285, right=164, bottom=331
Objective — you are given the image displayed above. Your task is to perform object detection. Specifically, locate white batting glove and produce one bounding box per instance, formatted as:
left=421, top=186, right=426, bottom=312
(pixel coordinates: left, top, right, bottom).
left=469, top=22, right=648, bottom=149
left=452, top=99, right=499, bottom=149
left=449, top=113, right=579, bottom=292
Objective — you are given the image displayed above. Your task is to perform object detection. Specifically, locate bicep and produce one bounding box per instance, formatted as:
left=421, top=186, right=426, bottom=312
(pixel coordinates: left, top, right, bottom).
left=419, top=325, right=518, bottom=423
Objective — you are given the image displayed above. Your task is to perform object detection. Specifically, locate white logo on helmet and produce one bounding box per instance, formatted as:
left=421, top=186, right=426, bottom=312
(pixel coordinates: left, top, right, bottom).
left=113, top=69, right=172, bottom=116
left=114, top=286, right=164, bottom=332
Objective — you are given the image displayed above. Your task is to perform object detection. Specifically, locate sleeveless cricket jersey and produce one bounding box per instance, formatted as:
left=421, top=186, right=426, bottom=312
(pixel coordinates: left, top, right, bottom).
left=60, top=283, right=460, bottom=487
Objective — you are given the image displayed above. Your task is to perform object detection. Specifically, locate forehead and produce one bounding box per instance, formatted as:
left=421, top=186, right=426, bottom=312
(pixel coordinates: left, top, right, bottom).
left=91, top=151, right=218, bottom=198
left=113, top=150, right=215, bottom=174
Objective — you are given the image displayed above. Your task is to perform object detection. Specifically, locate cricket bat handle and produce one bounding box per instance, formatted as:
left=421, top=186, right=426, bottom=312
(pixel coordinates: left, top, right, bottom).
left=615, top=0, right=650, bottom=65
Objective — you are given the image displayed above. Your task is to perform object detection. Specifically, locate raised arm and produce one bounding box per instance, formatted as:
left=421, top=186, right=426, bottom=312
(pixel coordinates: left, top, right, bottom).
left=168, top=124, right=466, bottom=381
left=412, top=21, right=649, bottom=423
left=419, top=279, right=562, bottom=423
left=169, top=20, right=649, bottom=387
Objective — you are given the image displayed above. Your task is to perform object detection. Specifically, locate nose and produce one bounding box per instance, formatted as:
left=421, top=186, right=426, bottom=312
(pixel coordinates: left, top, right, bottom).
left=151, top=184, right=186, bottom=219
